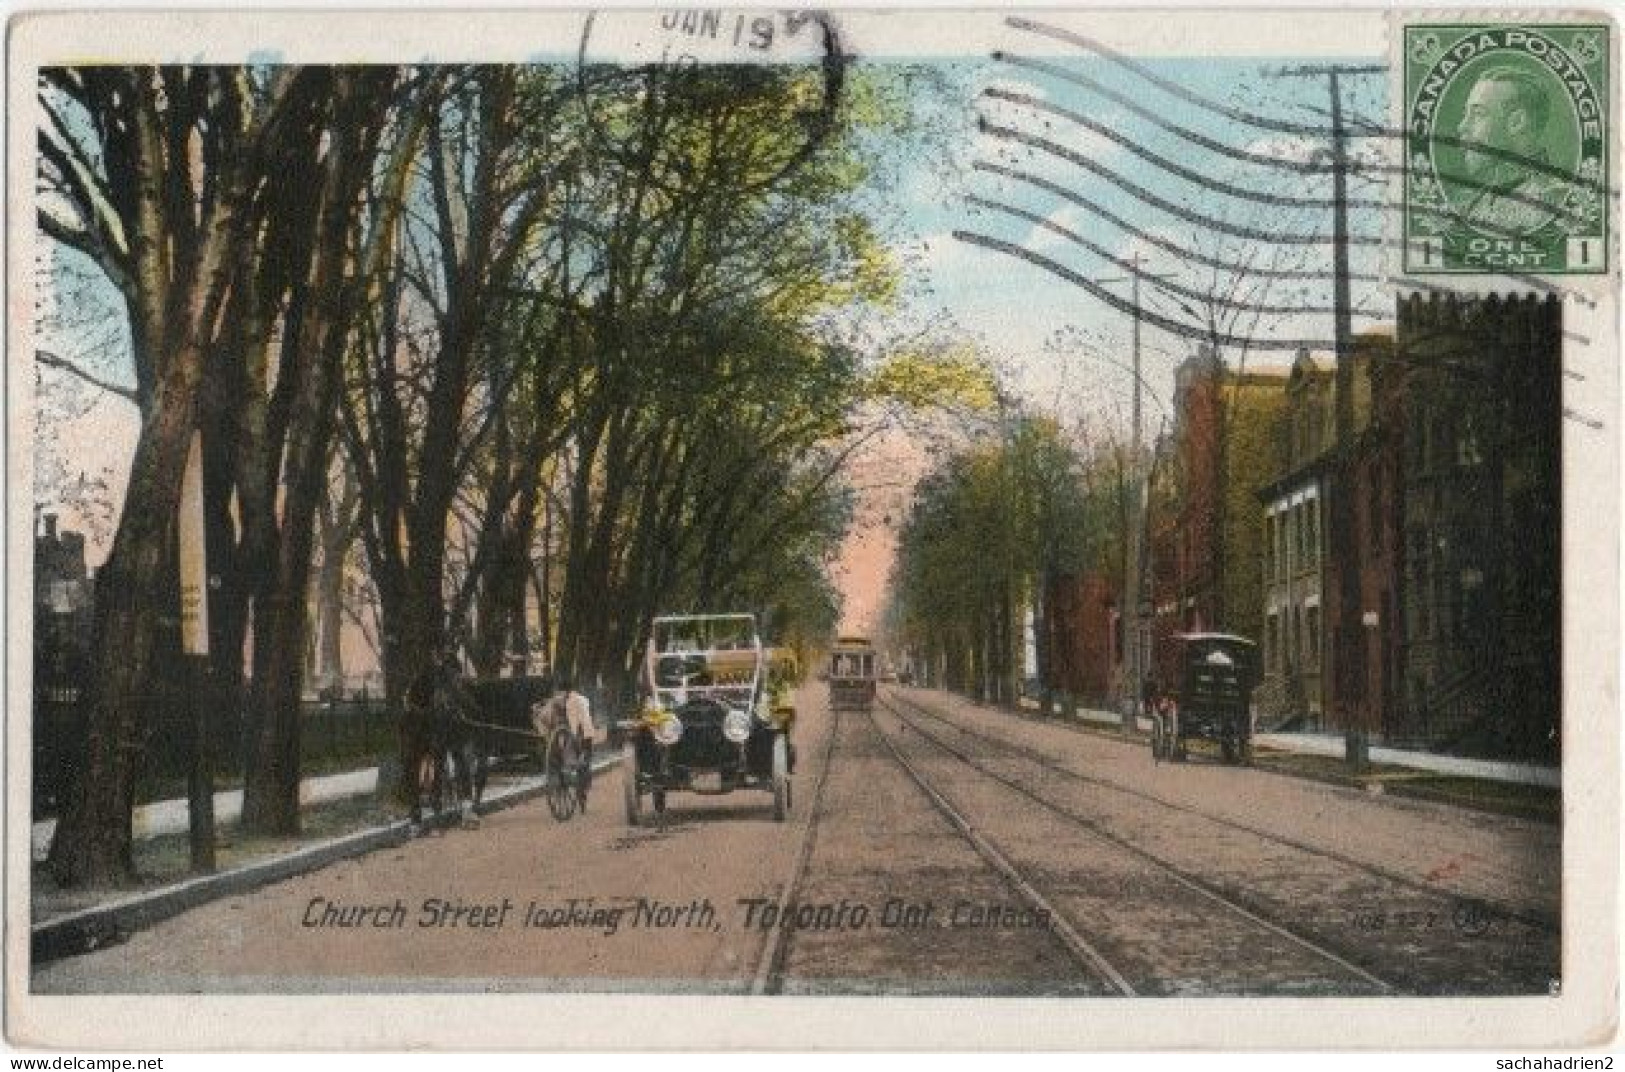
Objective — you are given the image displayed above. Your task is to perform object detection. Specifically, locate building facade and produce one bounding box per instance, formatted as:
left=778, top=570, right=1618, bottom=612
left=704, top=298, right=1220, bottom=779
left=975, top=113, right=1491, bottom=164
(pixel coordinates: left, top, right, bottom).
left=1041, top=570, right=1118, bottom=706
left=1256, top=350, right=1334, bottom=727
left=1253, top=339, right=1382, bottom=728
left=1147, top=348, right=1288, bottom=691
left=1323, top=296, right=1561, bottom=762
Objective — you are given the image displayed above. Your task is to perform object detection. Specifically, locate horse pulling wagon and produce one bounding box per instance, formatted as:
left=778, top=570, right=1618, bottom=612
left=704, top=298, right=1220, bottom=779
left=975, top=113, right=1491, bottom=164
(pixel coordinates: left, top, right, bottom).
left=418, top=672, right=594, bottom=824
left=1149, top=633, right=1259, bottom=766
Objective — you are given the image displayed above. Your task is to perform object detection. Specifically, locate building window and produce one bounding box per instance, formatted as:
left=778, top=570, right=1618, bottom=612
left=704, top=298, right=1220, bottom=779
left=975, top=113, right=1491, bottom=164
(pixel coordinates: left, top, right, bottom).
left=1306, top=499, right=1320, bottom=566
left=1274, top=514, right=1285, bottom=579
left=1457, top=414, right=1483, bottom=467
left=1368, top=467, right=1383, bottom=550
left=1411, top=529, right=1432, bottom=637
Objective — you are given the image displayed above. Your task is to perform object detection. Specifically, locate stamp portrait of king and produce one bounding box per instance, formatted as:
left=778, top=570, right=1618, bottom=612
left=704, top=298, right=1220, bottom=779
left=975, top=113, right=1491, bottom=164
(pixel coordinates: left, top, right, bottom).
left=1405, top=23, right=1610, bottom=274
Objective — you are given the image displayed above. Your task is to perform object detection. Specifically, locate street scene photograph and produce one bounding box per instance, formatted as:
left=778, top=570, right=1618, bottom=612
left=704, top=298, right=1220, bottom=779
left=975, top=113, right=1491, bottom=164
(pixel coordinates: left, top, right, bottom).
left=10, top=6, right=1615, bottom=1053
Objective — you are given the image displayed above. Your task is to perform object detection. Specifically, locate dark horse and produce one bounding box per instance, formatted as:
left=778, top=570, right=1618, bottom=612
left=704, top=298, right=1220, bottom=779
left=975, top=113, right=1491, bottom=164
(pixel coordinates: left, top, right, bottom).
left=410, top=669, right=554, bottom=827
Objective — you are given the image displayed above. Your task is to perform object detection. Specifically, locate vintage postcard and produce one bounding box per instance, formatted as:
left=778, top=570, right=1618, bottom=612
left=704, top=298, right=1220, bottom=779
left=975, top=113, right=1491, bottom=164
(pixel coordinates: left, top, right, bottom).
left=6, top=4, right=1618, bottom=1052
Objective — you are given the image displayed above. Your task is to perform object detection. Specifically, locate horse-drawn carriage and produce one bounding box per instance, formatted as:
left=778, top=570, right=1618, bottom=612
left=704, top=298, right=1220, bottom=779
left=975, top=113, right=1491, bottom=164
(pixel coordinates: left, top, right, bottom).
left=1150, top=633, right=1259, bottom=765
left=417, top=672, right=594, bottom=824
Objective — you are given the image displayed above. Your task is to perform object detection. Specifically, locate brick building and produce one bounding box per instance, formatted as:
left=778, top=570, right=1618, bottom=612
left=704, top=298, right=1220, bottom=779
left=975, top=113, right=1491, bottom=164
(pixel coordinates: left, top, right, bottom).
left=1040, top=571, right=1118, bottom=705
left=1147, top=347, right=1288, bottom=690
left=34, top=513, right=92, bottom=814
left=1324, top=295, right=1561, bottom=761
left=1254, top=337, right=1382, bottom=729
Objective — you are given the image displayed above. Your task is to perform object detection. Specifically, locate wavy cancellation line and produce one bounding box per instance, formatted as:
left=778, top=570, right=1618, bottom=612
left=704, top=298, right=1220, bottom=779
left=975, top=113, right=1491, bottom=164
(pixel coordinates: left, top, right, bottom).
left=1003, top=16, right=1614, bottom=199
left=978, top=118, right=1384, bottom=248
left=971, top=161, right=1384, bottom=284
left=964, top=193, right=1388, bottom=322
left=981, top=62, right=1605, bottom=232
left=980, top=88, right=1387, bottom=213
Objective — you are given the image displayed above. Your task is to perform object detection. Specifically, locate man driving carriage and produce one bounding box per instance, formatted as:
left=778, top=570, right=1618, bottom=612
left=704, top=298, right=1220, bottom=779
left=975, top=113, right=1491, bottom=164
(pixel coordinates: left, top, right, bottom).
left=531, top=674, right=596, bottom=800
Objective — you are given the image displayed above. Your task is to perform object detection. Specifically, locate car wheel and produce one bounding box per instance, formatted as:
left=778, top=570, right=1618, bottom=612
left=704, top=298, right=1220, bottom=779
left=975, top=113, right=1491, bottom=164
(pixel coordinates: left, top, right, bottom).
left=622, top=740, right=642, bottom=827
left=771, top=734, right=789, bottom=822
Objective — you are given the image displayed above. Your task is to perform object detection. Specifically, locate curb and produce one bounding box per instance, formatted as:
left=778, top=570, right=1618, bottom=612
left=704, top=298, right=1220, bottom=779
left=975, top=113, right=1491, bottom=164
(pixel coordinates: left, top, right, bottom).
left=910, top=689, right=1559, bottom=824
left=31, top=754, right=621, bottom=966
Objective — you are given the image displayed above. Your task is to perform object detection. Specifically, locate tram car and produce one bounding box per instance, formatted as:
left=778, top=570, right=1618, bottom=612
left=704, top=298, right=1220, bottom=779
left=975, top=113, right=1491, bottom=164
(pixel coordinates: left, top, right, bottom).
left=827, top=636, right=878, bottom=712
left=1151, top=633, right=1259, bottom=765
left=619, top=613, right=791, bottom=824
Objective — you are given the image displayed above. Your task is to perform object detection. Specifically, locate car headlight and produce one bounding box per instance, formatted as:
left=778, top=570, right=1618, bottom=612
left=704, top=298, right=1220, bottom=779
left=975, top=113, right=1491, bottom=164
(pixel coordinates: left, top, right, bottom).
left=651, top=715, right=683, bottom=746
left=723, top=708, right=752, bottom=743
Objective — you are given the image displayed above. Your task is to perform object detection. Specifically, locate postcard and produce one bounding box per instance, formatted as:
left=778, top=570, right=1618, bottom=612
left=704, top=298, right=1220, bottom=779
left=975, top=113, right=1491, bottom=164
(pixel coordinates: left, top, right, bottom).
left=6, top=4, right=1618, bottom=1051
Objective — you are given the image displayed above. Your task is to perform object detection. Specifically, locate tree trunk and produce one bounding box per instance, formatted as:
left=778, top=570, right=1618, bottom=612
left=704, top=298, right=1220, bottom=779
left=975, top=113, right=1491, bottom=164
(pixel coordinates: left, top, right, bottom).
left=241, top=71, right=393, bottom=833
left=48, top=349, right=204, bottom=885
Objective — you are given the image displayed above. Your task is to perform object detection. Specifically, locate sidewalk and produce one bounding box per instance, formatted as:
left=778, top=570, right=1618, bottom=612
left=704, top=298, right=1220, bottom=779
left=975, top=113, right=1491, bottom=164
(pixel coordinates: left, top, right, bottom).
left=31, top=752, right=622, bottom=964
left=31, top=766, right=383, bottom=863
left=1017, top=695, right=1559, bottom=788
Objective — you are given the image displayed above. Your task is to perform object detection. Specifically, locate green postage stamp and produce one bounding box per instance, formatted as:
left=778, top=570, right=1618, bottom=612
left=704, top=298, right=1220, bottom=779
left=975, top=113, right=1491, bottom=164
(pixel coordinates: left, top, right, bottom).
left=1404, top=22, right=1610, bottom=274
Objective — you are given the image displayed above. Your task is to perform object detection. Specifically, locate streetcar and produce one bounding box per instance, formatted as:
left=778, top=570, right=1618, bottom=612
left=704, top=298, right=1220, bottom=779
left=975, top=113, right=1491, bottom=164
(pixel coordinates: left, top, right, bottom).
left=619, top=613, right=791, bottom=825
left=1150, top=633, right=1259, bottom=765
left=827, top=635, right=878, bottom=712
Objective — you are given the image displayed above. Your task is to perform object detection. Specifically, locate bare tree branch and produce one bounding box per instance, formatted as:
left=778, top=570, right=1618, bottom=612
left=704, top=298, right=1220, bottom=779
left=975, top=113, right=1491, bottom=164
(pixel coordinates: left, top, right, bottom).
left=35, top=348, right=138, bottom=403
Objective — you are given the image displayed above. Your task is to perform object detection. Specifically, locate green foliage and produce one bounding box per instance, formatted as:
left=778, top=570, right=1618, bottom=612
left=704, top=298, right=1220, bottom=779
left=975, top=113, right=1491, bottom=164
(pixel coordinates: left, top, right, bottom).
left=889, top=412, right=1090, bottom=694
left=863, top=345, right=999, bottom=412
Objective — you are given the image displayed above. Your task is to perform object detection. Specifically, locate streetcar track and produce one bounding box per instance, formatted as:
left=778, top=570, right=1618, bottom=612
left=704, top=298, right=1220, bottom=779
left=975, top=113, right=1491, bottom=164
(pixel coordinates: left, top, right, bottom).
left=888, top=688, right=1559, bottom=936
left=750, top=705, right=844, bottom=995
left=863, top=704, right=1138, bottom=994
left=873, top=695, right=1400, bottom=995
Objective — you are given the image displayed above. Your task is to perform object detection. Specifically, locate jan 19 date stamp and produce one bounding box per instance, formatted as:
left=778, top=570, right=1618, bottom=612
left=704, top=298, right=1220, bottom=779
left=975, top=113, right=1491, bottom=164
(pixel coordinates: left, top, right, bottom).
left=1403, top=22, right=1609, bottom=275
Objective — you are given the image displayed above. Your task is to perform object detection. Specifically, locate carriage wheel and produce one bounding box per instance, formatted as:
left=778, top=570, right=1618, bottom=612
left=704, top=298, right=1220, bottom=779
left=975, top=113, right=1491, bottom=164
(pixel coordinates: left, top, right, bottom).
left=622, top=740, right=643, bottom=827
left=575, top=751, right=591, bottom=814
left=545, top=728, right=576, bottom=821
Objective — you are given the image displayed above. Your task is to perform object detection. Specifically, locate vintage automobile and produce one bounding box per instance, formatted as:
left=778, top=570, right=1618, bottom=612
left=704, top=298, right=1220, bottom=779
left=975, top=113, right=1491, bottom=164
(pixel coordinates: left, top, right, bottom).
left=1151, top=632, right=1259, bottom=765
left=620, top=613, right=792, bottom=825
left=827, top=635, right=878, bottom=712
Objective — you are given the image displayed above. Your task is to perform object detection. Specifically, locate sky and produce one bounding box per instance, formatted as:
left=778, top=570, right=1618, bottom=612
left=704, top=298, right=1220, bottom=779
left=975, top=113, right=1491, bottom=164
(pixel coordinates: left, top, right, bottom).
left=33, top=10, right=1393, bottom=640
left=826, top=34, right=1390, bottom=632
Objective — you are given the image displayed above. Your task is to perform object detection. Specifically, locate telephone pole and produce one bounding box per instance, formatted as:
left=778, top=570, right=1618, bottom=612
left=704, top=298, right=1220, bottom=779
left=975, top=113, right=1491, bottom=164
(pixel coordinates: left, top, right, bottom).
left=1267, top=63, right=1383, bottom=769
left=1097, top=253, right=1176, bottom=730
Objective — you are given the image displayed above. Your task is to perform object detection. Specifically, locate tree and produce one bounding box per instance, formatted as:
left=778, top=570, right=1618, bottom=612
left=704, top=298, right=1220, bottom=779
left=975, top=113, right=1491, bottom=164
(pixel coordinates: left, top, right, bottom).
left=39, top=67, right=329, bottom=884
left=889, top=408, right=1089, bottom=703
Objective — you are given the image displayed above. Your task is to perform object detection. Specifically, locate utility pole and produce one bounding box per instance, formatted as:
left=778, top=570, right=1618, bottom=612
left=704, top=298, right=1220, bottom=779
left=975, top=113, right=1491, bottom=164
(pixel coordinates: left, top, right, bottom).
left=1097, top=253, right=1176, bottom=731
left=1268, top=63, right=1383, bottom=771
